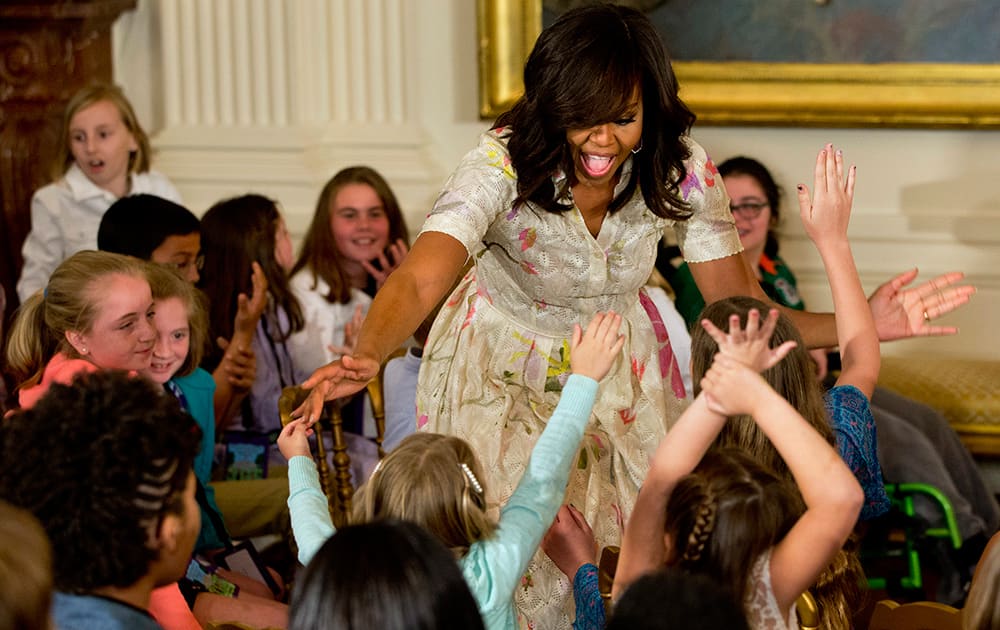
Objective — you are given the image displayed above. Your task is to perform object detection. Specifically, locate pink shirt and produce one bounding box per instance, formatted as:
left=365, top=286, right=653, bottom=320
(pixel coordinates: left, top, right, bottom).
left=17, top=353, right=98, bottom=409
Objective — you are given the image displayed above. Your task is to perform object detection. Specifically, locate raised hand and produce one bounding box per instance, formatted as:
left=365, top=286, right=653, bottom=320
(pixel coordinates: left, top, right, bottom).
left=541, top=504, right=598, bottom=581
left=216, top=337, right=256, bottom=389
left=570, top=311, right=625, bottom=382
left=361, top=238, right=409, bottom=290
left=869, top=268, right=975, bottom=340
left=327, top=304, right=365, bottom=357
left=233, top=261, right=269, bottom=337
left=699, top=353, right=774, bottom=417
left=797, top=143, right=855, bottom=248
left=277, top=419, right=313, bottom=461
left=700, top=307, right=797, bottom=373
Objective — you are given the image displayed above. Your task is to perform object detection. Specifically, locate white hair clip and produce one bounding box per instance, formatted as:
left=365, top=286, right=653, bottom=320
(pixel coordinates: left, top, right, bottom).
left=370, top=458, right=384, bottom=480
left=460, top=463, right=483, bottom=495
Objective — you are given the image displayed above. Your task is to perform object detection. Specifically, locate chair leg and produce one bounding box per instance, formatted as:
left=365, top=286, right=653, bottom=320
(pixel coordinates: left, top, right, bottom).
left=330, top=418, right=354, bottom=524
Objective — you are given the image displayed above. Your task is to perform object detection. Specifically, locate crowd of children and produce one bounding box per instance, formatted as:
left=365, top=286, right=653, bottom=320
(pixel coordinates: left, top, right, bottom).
left=1, top=7, right=999, bottom=629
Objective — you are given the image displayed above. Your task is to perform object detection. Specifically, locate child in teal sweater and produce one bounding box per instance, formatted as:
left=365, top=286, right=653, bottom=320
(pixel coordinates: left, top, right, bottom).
left=279, top=311, right=625, bottom=630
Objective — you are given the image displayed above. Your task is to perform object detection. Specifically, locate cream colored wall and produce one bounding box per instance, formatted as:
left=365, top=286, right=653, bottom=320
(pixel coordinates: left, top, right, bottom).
left=114, top=0, right=1000, bottom=361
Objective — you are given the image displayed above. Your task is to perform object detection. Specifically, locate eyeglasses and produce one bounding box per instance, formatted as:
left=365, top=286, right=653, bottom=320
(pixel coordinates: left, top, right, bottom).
left=168, top=254, right=205, bottom=273
left=730, top=201, right=769, bottom=220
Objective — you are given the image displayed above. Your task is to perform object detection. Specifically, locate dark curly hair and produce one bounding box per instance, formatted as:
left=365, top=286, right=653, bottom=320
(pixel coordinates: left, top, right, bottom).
left=0, top=371, right=200, bottom=593
left=494, top=3, right=695, bottom=220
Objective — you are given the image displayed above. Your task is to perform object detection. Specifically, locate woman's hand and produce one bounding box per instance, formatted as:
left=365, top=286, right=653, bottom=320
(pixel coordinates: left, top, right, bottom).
left=868, top=268, right=975, bottom=340
left=699, top=308, right=797, bottom=373
left=293, top=353, right=380, bottom=425
left=361, top=238, right=409, bottom=290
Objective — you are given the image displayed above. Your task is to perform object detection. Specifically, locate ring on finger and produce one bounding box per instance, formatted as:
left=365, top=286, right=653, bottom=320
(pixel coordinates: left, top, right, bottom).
left=922, top=310, right=931, bottom=322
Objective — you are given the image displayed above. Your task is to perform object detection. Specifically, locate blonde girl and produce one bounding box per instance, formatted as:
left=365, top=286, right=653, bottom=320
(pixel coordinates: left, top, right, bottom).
left=6, top=250, right=155, bottom=408
left=17, top=83, right=181, bottom=301
left=142, top=265, right=289, bottom=630
left=279, top=311, right=625, bottom=630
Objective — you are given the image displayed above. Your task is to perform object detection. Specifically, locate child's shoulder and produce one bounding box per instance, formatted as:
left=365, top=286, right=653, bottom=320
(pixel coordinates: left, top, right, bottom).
left=131, top=170, right=182, bottom=202
left=171, top=367, right=215, bottom=391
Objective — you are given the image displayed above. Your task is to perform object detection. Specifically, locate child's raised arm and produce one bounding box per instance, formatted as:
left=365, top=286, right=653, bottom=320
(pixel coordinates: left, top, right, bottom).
left=278, top=419, right=336, bottom=565
left=615, top=310, right=791, bottom=599
left=470, top=311, right=622, bottom=623
left=700, top=353, right=863, bottom=614
left=797, top=145, right=879, bottom=398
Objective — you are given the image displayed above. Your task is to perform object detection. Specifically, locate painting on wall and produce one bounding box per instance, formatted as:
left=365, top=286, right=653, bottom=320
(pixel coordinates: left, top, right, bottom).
left=479, top=0, right=1000, bottom=127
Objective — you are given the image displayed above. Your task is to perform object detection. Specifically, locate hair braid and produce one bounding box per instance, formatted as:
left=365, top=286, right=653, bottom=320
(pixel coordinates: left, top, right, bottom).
left=681, top=486, right=717, bottom=564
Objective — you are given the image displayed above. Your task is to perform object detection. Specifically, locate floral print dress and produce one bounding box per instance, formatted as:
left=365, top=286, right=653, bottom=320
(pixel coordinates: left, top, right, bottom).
left=417, top=128, right=740, bottom=629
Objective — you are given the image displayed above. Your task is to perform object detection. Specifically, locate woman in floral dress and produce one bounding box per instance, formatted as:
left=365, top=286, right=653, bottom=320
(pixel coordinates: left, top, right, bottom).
left=298, top=5, right=971, bottom=628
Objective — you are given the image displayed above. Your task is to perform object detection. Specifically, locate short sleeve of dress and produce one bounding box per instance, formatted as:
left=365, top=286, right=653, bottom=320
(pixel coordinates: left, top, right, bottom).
left=420, top=129, right=520, bottom=257
left=826, top=384, right=890, bottom=520
left=672, top=138, right=743, bottom=264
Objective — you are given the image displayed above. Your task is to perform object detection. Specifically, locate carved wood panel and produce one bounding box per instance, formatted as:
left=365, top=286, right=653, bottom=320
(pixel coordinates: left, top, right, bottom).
left=0, top=0, right=135, bottom=326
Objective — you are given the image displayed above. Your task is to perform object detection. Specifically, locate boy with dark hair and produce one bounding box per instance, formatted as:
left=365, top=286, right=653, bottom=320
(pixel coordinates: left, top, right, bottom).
left=98, top=194, right=202, bottom=282
left=0, top=371, right=201, bottom=630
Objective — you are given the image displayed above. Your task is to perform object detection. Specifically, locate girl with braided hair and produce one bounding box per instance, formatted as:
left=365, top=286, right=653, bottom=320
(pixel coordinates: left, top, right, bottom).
left=614, top=308, right=863, bottom=628
left=681, top=145, right=887, bottom=629
left=616, top=146, right=869, bottom=628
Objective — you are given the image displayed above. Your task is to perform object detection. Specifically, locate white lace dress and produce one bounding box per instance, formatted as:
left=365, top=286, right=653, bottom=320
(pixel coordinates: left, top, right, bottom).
left=746, top=550, right=799, bottom=630
left=418, top=128, right=740, bottom=629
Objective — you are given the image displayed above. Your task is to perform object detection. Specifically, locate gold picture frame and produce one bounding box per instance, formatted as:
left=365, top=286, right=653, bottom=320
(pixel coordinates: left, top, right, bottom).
left=477, top=0, right=1000, bottom=128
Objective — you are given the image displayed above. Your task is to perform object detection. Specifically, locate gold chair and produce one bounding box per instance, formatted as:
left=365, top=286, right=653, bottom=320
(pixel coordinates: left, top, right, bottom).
left=868, top=599, right=963, bottom=630
left=278, top=351, right=403, bottom=527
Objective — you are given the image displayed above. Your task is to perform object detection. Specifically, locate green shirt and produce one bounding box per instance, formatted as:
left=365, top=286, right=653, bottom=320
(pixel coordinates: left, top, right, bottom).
left=664, top=252, right=805, bottom=329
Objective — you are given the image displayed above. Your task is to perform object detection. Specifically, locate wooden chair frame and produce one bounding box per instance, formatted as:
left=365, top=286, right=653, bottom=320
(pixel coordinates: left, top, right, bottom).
left=278, top=350, right=404, bottom=527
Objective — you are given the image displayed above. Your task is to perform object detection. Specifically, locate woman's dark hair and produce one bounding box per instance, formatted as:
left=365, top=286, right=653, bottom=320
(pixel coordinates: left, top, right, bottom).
left=608, top=567, right=749, bottom=630
left=0, top=371, right=199, bottom=593
left=494, top=3, right=695, bottom=220
left=289, top=519, right=485, bottom=630
left=198, top=194, right=304, bottom=366
left=718, top=156, right=783, bottom=258
left=291, top=166, right=410, bottom=303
